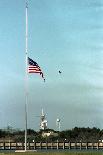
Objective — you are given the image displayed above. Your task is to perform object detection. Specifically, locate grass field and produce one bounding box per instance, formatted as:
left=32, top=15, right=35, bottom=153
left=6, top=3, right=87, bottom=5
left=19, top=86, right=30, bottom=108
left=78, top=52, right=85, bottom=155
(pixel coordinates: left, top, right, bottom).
left=0, top=152, right=103, bottom=155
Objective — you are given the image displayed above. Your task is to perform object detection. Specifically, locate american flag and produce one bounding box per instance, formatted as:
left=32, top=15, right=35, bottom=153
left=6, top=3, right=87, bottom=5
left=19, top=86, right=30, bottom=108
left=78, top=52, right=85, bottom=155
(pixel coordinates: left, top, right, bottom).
left=28, top=57, right=45, bottom=81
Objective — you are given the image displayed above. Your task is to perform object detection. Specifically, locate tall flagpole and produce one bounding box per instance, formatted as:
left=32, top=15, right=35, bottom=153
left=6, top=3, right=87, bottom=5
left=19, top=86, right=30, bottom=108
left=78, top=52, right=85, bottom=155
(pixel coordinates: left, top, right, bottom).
left=25, top=0, right=28, bottom=151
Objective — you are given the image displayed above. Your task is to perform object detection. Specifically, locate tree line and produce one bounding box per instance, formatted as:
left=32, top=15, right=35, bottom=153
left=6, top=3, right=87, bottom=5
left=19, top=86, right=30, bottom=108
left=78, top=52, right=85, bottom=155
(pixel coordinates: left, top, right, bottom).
left=0, top=127, right=103, bottom=142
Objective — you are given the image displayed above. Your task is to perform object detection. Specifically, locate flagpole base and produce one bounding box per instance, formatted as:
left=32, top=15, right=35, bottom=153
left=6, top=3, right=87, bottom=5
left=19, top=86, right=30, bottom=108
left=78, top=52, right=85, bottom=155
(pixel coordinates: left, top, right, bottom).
left=15, top=150, right=37, bottom=152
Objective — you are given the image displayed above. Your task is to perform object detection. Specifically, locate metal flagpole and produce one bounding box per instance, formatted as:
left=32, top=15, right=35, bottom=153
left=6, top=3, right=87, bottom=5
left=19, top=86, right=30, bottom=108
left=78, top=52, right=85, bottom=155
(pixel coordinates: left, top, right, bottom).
left=25, top=0, right=28, bottom=151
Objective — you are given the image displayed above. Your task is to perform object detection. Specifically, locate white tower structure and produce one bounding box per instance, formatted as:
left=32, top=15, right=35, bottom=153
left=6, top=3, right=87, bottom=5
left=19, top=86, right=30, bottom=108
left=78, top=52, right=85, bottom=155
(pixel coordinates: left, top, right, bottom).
left=40, top=109, right=47, bottom=130
left=56, top=118, right=61, bottom=132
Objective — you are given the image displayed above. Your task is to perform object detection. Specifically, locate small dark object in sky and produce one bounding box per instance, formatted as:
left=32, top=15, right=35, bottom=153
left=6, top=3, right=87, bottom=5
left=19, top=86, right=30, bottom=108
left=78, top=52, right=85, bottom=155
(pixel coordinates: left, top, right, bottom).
left=44, top=79, right=45, bottom=82
left=59, top=70, right=62, bottom=74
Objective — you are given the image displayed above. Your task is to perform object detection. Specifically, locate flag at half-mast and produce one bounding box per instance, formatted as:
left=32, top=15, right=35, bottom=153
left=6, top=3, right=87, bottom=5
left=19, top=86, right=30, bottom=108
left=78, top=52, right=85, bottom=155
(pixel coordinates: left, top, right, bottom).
left=28, top=57, right=45, bottom=81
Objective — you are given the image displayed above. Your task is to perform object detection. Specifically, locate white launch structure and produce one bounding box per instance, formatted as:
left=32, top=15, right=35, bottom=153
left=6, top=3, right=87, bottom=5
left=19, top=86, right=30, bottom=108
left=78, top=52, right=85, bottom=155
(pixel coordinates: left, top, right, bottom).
left=40, top=109, right=47, bottom=130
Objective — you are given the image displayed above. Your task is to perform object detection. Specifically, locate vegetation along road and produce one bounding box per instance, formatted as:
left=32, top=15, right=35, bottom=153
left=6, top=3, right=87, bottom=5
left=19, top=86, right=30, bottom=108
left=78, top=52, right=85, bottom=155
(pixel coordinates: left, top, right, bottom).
left=0, top=152, right=103, bottom=155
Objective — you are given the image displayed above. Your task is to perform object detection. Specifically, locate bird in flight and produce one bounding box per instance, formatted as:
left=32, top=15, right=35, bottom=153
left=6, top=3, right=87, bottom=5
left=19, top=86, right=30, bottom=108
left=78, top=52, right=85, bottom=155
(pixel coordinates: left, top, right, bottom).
left=59, top=70, right=62, bottom=74
left=44, top=78, right=45, bottom=82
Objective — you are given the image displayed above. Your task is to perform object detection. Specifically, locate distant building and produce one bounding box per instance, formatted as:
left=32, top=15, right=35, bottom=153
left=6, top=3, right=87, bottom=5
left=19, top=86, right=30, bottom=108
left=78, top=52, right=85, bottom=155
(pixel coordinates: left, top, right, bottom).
left=42, top=130, right=58, bottom=138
